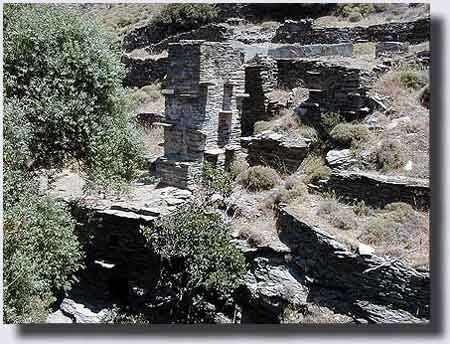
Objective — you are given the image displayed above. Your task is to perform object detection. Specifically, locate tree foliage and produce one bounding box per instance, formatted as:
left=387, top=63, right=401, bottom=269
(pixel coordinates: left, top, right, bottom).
left=152, top=4, right=218, bottom=32
left=4, top=4, right=144, bottom=180
left=141, top=204, right=247, bottom=323
left=3, top=4, right=144, bottom=322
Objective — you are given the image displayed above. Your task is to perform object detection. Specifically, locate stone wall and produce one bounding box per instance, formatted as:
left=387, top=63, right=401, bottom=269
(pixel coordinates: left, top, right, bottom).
left=159, top=40, right=246, bottom=189
left=241, top=132, right=310, bottom=173
left=326, top=171, right=430, bottom=209
left=242, top=56, right=278, bottom=135
left=122, top=55, right=168, bottom=87
left=276, top=207, right=430, bottom=323
left=273, top=17, right=430, bottom=45
left=144, top=24, right=232, bottom=55
left=156, top=158, right=203, bottom=189
left=375, top=41, right=410, bottom=58
left=276, top=59, right=374, bottom=118
left=267, top=43, right=353, bottom=59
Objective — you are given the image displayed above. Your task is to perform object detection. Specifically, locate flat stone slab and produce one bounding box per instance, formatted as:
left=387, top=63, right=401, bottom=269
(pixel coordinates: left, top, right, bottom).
left=47, top=310, right=73, bottom=324
left=46, top=171, right=193, bottom=221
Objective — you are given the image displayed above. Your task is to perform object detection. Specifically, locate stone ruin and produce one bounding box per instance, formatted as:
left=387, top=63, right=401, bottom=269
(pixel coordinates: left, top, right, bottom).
left=156, top=40, right=247, bottom=189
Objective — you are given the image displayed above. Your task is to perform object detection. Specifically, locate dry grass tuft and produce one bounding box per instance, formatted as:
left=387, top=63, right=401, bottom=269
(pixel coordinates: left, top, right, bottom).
left=128, top=83, right=165, bottom=114
left=238, top=166, right=281, bottom=191
left=299, top=155, right=331, bottom=185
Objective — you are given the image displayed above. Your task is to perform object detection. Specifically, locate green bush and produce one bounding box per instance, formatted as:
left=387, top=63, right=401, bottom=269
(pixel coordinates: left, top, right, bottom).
left=377, top=140, right=405, bottom=171
left=3, top=171, right=83, bottom=323
left=267, top=176, right=307, bottom=207
left=229, top=158, right=250, bottom=179
left=3, top=4, right=145, bottom=323
left=254, top=120, right=273, bottom=133
left=329, top=123, right=369, bottom=149
left=298, top=124, right=320, bottom=144
left=203, top=161, right=234, bottom=195
left=348, top=12, right=363, bottom=22
left=383, top=202, right=416, bottom=223
left=238, top=166, right=281, bottom=191
left=360, top=202, right=421, bottom=247
left=396, top=70, right=428, bottom=90
left=284, top=176, right=308, bottom=200
left=300, top=156, right=331, bottom=184
left=321, top=112, right=344, bottom=131
left=152, top=4, right=218, bottom=31
left=4, top=4, right=144, bottom=183
left=317, top=199, right=356, bottom=231
left=142, top=204, right=246, bottom=322
left=339, top=4, right=375, bottom=17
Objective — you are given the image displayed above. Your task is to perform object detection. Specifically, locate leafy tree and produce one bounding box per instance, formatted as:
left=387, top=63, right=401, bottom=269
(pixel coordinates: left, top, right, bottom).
left=4, top=4, right=144, bottom=181
left=152, top=4, right=218, bottom=32
left=141, top=203, right=247, bottom=323
left=3, top=4, right=143, bottom=322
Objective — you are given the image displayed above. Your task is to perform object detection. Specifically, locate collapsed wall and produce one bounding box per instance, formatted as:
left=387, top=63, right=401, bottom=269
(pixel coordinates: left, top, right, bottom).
left=122, top=54, right=168, bottom=88
left=273, top=17, right=430, bottom=45
left=277, top=58, right=376, bottom=119
left=325, top=171, right=430, bottom=209
left=241, top=132, right=310, bottom=173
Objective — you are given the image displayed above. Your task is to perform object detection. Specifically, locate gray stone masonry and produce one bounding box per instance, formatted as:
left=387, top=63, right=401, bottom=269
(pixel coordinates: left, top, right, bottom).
left=156, top=40, right=247, bottom=189
left=276, top=58, right=376, bottom=119
left=273, top=17, right=430, bottom=45
left=375, top=41, right=410, bottom=58
left=325, top=170, right=430, bottom=209
left=241, top=132, right=310, bottom=173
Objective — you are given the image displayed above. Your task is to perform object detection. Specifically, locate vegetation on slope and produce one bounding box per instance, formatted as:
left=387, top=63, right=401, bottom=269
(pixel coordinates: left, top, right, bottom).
left=142, top=203, right=247, bottom=323
left=3, top=4, right=144, bottom=323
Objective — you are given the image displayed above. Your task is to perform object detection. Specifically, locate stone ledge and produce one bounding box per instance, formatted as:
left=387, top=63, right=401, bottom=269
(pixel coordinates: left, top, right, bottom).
left=325, top=170, right=430, bottom=209
left=276, top=207, right=430, bottom=323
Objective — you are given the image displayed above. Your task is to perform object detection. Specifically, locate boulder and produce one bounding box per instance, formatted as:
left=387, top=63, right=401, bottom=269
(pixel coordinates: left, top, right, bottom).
left=326, top=149, right=357, bottom=171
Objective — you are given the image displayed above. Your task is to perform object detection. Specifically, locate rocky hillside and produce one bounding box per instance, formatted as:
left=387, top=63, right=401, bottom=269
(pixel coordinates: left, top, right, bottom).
left=46, top=3, right=430, bottom=324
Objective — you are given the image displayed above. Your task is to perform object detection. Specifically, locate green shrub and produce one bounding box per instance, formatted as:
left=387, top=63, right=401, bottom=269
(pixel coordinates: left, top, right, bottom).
left=203, top=161, right=234, bottom=195
left=4, top=4, right=144, bottom=183
left=254, top=120, right=273, bottom=133
left=359, top=202, right=421, bottom=247
left=229, top=158, right=250, bottom=179
left=383, top=202, right=416, bottom=223
left=321, top=112, right=344, bottom=131
left=298, top=124, right=320, bottom=144
left=3, top=4, right=144, bottom=323
left=3, top=171, right=83, bottom=323
left=102, top=306, right=149, bottom=324
left=376, top=140, right=405, bottom=171
left=339, top=4, right=375, bottom=17
left=348, top=12, right=363, bottom=22
left=300, top=156, right=331, bottom=184
left=128, top=83, right=163, bottom=111
left=152, top=4, right=218, bottom=31
left=352, top=200, right=374, bottom=217
left=396, top=70, right=428, bottom=90
left=329, top=123, right=370, bottom=149
left=284, top=176, right=308, bottom=200
left=268, top=176, right=307, bottom=207
left=317, top=199, right=356, bottom=231
left=238, top=166, right=281, bottom=191
left=142, top=204, right=246, bottom=322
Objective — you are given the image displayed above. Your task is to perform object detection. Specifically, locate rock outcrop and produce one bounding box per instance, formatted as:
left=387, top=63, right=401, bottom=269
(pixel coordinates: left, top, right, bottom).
left=241, top=132, right=310, bottom=173
left=325, top=170, right=430, bottom=209
left=276, top=207, right=430, bottom=323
